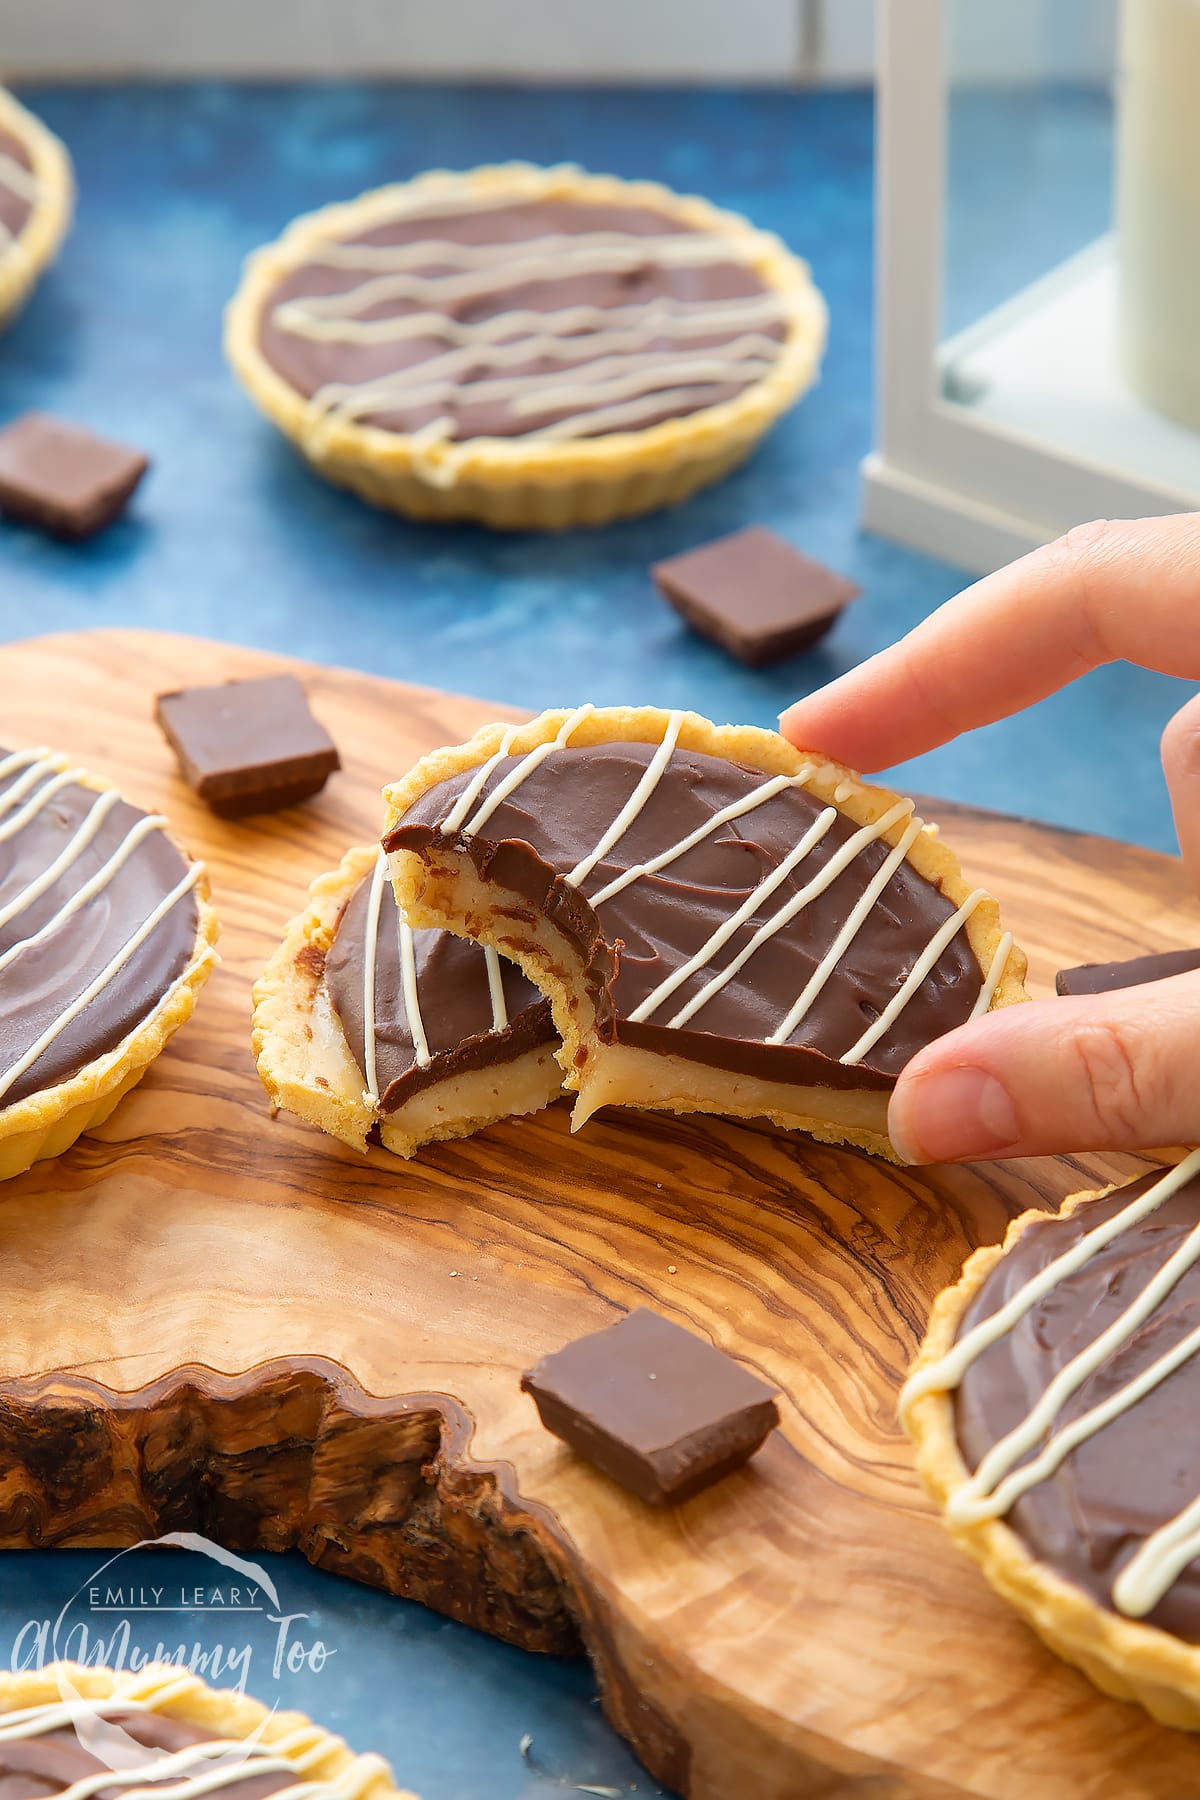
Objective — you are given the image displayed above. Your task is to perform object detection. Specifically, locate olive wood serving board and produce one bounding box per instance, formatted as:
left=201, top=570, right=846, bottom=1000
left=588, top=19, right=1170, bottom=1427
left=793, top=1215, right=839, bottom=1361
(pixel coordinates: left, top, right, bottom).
left=2, top=627, right=1198, bottom=1800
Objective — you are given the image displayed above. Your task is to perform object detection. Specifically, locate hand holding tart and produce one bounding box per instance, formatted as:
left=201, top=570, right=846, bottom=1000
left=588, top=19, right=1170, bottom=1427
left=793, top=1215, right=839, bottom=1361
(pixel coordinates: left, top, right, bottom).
left=384, top=706, right=1027, bottom=1159
left=0, top=746, right=218, bottom=1178
left=225, top=161, right=826, bottom=530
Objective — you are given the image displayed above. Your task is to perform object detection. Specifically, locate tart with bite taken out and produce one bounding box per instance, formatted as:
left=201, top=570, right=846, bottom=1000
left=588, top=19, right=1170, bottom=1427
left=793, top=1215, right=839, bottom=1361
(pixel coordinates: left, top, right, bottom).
left=383, top=705, right=1027, bottom=1159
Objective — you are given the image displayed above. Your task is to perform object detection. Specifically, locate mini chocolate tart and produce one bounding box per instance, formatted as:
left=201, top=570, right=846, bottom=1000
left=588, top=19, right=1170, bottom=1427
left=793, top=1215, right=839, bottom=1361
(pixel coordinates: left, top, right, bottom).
left=0, top=747, right=218, bottom=1179
left=0, top=1662, right=413, bottom=1800
left=383, top=707, right=1027, bottom=1159
left=252, top=843, right=561, bottom=1157
left=0, top=87, right=73, bottom=329
left=903, top=1149, right=1200, bottom=1728
left=224, top=162, right=826, bottom=530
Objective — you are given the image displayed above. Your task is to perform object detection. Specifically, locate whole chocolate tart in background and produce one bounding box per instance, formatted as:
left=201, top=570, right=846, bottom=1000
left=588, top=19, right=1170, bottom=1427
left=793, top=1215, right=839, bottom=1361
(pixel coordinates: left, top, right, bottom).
left=0, top=86, right=73, bottom=329
left=903, top=1149, right=1200, bottom=1728
left=384, top=705, right=1027, bottom=1160
left=253, top=842, right=561, bottom=1157
left=224, top=162, right=826, bottom=529
left=0, top=746, right=218, bottom=1179
left=0, top=1663, right=412, bottom=1800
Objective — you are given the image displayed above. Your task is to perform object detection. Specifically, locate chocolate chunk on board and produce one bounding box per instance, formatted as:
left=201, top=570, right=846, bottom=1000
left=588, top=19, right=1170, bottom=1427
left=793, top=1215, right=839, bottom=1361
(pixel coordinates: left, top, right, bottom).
left=521, top=1306, right=780, bottom=1505
left=0, top=412, right=149, bottom=539
left=652, top=526, right=859, bottom=668
left=1056, top=946, right=1200, bottom=997
left=155, top=674, right=341, bottom=818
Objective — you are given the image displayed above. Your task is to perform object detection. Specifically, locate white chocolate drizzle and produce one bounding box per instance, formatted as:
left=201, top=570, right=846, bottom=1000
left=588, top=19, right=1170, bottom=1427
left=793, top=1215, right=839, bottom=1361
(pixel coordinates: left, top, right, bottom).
left=359, top=849, right=389, bottom=1103
left=0, top=146, right=38, bottom=250
left=416, top=715, right=1001, bottom=1061
left=900, top=1146, right=1200, bottom=1620
left=268, top=187, right=786, bottom=447
left=0, top=1669, right=390, bottom=1800
left=397, top=918, right=432, bottom=1069
left=0, top=753, right=207, bottom=1108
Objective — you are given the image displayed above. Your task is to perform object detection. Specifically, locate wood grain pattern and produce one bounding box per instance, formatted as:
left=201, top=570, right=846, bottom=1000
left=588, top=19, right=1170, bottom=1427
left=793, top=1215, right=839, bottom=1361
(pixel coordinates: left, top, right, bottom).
left=3, top=628, right=1200, bottom=1800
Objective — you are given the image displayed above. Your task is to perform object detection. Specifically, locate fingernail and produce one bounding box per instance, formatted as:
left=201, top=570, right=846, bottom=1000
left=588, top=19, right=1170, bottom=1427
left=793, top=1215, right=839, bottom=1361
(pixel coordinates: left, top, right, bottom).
left=889, top=1066, right=1021, bottom=1165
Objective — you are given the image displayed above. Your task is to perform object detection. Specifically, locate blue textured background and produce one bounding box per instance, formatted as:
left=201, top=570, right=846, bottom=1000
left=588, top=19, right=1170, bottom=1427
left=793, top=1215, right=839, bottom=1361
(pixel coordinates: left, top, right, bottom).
left=0, top=83, right=1190, bottom=852
left=0, top=82, right=1193, bottom=1800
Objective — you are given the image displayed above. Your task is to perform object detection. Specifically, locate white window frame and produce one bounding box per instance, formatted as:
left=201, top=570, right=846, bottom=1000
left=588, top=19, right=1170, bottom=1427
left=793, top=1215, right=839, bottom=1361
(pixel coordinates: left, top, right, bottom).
left=861, top=0, right=1198, bottom=575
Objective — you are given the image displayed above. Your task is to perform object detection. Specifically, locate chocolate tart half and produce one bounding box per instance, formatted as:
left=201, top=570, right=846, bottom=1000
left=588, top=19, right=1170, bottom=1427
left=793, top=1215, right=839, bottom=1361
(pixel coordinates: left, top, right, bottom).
left=902, top=1149, right=1200, bottom=1727
left=384, top=706, right=1027, bottom=1160
left=0, top=87, right=73, bottom=328
left=224, top=161, right=826, bottom=530
left=0, top=747, right=218, bottom=1179
left=252, top=843, right=562, bottom=1157
left=0, top=1662, right=413, bottom=1800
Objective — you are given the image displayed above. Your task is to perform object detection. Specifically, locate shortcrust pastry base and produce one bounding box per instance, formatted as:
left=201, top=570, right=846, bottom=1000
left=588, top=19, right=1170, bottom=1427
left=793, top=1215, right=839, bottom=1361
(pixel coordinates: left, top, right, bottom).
left=252, top=844, right=562, bottom=1159
left=385, top=706, right=1028, bottom=1160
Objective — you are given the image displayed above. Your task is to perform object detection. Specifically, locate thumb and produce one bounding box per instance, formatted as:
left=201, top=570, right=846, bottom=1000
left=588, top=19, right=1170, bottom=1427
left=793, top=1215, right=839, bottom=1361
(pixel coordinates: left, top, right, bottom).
left=888, top=974, right=1200, bottom=1163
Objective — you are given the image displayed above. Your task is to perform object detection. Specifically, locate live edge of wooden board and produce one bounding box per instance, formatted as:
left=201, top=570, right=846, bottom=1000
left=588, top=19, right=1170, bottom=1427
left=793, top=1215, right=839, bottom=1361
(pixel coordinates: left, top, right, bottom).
left=2, top=628, right=1198, bottom=1800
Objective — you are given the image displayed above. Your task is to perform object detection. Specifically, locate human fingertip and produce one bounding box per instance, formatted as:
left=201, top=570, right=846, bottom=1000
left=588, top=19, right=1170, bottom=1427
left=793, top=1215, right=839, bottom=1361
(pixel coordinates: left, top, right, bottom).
left=888, top=1064, right=1021, bottom=1165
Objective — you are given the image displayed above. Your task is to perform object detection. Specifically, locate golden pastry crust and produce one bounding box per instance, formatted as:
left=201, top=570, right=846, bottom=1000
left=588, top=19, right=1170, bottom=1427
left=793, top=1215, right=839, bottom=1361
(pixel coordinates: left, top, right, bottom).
left=383, top=706, right=1028, bottom=1159
left=252, top=843, right=562, bottom=1158
left=904, top=1177, right=1200, bottom=1730
left=224, top=162, right=827, bottom=530
left=0, top=1662, right=413, bottom=1800
left=0, top=87, right=73, bottom=328
left=0, top=760, right=219, bottom=1181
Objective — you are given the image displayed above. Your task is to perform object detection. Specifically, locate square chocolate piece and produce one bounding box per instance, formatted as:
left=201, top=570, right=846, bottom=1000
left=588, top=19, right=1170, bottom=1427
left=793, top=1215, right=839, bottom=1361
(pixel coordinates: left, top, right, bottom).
left=0, top=412, right=149, bottom=539
left=652, top=526, right=859, bottom=668
left=155, top=674, right=341, bottom=818
left=521, top=1306, right=780, bottom=1505
left=1056, top=947, right=1200, bottom=997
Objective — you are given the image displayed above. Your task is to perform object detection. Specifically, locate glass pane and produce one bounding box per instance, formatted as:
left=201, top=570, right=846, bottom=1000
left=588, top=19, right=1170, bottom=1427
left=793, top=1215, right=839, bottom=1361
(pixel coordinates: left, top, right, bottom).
left=939, top=0, right=1200, bottom=499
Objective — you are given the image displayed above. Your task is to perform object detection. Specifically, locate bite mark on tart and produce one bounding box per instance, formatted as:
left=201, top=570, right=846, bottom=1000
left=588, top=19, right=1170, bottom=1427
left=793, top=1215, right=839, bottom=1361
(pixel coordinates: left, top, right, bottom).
left=383, top=706, right=1027, bottom=1160
left=0, top=746, right=218, bottom=1180
left=252, top=843, right=562, bottom=1159
left=903, top=1147, right=1200, bottom=1728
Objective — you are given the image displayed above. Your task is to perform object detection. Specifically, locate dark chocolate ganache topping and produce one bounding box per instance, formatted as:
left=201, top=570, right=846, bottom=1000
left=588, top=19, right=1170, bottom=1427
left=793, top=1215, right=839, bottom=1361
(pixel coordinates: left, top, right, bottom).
left=0, top=748, right=200, bottom=1110
left=257, top=186, right=787, bottom=443
left=387, top=735, right=991, bottom=1088
left=0, top=128, right=36, bottom=246
left=0, top=1707, right=302, bottom=1800
left=324, top=856, right=553, bottom=1112
left=950, top=1165, right=1200, bottom=1641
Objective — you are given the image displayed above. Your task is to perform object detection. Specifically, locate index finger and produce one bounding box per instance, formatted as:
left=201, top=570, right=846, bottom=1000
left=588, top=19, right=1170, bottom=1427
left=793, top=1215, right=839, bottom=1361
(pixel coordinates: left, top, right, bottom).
left=779, top=514, right=1200, bottom=771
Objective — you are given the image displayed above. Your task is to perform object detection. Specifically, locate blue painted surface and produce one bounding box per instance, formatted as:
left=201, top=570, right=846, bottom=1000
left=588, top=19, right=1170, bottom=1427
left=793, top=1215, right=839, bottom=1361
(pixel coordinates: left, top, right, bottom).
left=0, top=82, right=1190, bottom=854
left=0, top=1547, right=659, bottom=1800
left=0, top=82, right=1192, bottom=1800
